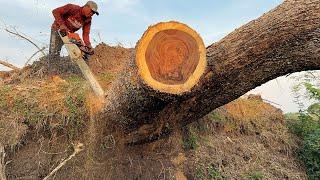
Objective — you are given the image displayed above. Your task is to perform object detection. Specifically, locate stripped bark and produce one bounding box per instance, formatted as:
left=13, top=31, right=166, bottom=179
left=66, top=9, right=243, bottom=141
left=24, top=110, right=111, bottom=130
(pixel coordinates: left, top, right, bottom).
left=104, top=0, right=320, bottom=144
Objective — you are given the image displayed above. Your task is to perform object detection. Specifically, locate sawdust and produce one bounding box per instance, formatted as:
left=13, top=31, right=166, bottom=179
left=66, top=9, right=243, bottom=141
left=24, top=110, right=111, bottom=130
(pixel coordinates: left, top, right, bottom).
left=88, top=43, right=133, bottom=75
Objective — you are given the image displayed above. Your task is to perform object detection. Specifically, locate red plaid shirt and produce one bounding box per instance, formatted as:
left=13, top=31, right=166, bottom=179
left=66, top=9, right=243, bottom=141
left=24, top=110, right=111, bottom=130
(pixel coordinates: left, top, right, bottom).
left=52, top=4, right=92, bottom=47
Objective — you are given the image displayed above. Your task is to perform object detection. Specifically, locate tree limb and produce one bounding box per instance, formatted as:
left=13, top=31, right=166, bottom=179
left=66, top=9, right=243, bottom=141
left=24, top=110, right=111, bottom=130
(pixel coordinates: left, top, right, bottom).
left=43, top=143, right=84, bottom=180
left=25, top=47, right=46, bottom=67
left=0, top=60, right=20, bottom=71
left=4, top=27, right=46, bottom=57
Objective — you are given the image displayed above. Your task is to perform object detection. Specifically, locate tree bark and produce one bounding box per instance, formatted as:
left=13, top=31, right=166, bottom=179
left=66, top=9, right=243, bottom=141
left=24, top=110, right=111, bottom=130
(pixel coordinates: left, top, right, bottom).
left=105, top=0, right=320, bottom=144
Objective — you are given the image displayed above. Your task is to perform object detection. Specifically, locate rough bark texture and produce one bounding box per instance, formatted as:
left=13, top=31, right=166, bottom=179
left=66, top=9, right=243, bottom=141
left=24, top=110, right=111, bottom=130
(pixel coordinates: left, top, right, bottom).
left=105, top=0, right=320, bottom=144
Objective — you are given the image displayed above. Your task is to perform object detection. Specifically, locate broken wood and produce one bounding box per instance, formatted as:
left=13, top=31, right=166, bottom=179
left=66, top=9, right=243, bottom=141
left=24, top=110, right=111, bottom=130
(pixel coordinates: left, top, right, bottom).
left=0, top=60, right=20, bottom=71
left=103, top=0, right=320, bottom=144
left=43, top=143, right=84, bottom=180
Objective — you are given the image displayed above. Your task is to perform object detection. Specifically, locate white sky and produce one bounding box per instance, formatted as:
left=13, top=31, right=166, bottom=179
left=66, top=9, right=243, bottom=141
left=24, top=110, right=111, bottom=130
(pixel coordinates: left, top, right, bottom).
left=0, top=0, right=318, bottom=113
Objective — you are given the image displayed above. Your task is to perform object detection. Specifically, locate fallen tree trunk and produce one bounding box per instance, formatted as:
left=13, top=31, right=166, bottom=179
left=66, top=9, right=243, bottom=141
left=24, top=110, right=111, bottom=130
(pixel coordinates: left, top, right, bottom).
left=104, top=0, right=320, bottom=144
left=105, top=21, right=206, bottom=130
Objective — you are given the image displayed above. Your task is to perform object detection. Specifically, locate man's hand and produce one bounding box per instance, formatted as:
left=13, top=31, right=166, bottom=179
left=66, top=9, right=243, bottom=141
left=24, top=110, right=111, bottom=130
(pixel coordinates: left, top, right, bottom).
left=86, top=46, right=94, bottom=55
left=79, top=46, right=94, bottom=55
left=59, top=24, right=70, bottom=35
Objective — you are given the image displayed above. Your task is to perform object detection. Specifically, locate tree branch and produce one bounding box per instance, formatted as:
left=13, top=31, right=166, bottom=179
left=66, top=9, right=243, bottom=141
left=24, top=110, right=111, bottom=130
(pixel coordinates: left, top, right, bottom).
left=0, top=60, right=20, bottom=71
left=43, top=143, right=84, bottom=180
left=25, top=47, right=46, bottom=67
left=4, top=27, right=46, bottom=57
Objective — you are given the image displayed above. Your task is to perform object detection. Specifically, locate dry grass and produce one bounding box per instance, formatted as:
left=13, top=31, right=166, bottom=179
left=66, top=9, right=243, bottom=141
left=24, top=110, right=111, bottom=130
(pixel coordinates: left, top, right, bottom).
left=0, top=75, right=89, bottom=147
left=181, top=95, right=306, bottom=179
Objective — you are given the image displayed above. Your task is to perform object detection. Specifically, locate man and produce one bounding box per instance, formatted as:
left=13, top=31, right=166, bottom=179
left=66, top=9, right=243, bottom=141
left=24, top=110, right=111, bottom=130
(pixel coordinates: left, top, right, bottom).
left=49, top=1, right=99, bottom=59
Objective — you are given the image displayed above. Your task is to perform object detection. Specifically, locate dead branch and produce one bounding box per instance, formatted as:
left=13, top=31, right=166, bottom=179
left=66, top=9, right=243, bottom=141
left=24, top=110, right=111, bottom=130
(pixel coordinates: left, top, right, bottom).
left=0, top=60, right=20, bottom=71
left=43, top=143, right=84, bottom=180
left=4, top=27, right=46, bottom=57
left=0, top=144, right=6, bottom=180
left=25, top=47, right=46, bottom=67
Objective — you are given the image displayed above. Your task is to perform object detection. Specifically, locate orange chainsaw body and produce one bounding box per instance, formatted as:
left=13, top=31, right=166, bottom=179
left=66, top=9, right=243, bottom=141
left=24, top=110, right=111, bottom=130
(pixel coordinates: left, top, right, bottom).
left=67, top=32, right=84, bottom=45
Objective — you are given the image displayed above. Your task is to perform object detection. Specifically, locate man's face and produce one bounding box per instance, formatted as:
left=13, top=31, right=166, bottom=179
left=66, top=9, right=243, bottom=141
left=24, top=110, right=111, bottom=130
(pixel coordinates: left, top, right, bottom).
left=82, top=6, right=94, bottom=18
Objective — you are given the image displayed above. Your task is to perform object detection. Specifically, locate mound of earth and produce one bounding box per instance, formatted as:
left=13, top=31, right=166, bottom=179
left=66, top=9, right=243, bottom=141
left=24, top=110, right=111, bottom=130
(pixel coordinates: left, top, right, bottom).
left=0, top=44, right=307, bottom=179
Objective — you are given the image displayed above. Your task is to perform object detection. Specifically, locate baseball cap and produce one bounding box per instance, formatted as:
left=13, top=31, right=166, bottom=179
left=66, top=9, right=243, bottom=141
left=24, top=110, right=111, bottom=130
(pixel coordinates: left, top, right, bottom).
left=85, top=1, right=99, bottom=15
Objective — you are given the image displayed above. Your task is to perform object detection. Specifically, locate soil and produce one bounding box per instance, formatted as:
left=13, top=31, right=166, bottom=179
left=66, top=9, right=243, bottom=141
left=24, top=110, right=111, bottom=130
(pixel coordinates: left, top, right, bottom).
left=1, top=44, right=307, bottom=179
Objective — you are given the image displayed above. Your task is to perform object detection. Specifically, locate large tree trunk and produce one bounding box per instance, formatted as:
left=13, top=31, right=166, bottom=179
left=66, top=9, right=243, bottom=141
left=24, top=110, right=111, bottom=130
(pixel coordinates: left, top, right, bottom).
left=105, top=0, right=320, bottom=144
left=105, top=21, right=207, bottom=131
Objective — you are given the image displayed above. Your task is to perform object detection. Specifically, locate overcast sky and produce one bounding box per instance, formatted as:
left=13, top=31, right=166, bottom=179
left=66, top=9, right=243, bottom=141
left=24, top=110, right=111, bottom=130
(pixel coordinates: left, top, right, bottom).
left=1, top=0, right=317, bottom=113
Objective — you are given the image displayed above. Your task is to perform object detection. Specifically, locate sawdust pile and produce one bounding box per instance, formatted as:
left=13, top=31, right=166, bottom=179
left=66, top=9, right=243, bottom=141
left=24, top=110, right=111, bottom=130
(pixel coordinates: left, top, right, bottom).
left=88, top=43, right=134, bottom=75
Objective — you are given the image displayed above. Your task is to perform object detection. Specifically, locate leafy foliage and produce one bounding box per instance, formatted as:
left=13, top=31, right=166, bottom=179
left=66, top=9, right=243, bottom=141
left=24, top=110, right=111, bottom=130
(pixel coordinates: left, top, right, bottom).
left=288, top=83, right=320, bottom=179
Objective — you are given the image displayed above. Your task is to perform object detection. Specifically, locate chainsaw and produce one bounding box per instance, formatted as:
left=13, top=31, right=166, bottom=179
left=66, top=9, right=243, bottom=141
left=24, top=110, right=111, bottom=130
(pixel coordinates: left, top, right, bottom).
left=58, top=30, right=93, bottom=60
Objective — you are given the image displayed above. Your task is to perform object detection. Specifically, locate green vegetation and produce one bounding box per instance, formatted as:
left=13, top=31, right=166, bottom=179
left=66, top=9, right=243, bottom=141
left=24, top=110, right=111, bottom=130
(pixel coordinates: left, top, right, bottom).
left=287, top=83, right=320, bottom=180
left=244, top=171, right=264, bottom=180
left=208, top=165, right=226, bottom=180
left=196, top=166, right=206, bottom=180
left=196, top=165, right=226, bottom=180
left=183, top=127, right=199, bottom=150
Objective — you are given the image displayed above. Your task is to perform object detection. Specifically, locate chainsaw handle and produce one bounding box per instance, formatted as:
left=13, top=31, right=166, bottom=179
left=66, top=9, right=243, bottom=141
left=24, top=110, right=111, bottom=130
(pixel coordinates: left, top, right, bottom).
left=57, top=29, right=68, bottom=37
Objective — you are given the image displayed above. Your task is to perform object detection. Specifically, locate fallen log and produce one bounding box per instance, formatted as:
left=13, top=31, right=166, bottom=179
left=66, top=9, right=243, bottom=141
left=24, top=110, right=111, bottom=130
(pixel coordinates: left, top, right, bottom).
left=104, top=0, right=320, bottom=144
left=105, top=21, right=206, bottom=130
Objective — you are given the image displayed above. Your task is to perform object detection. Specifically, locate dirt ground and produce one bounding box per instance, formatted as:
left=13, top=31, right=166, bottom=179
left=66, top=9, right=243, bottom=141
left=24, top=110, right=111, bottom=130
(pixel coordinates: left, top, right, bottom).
left=1, top=44, right=307, bottom=180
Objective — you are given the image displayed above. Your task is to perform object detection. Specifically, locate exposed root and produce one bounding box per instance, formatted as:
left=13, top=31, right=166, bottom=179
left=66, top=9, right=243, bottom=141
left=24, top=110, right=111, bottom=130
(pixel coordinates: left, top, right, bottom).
left=43, top=143, right=84, bottom=180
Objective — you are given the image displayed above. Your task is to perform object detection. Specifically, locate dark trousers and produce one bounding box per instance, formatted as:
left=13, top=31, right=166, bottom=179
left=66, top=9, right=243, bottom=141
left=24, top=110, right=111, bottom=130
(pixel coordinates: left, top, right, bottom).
left=48, top=29, right=64, bottom=60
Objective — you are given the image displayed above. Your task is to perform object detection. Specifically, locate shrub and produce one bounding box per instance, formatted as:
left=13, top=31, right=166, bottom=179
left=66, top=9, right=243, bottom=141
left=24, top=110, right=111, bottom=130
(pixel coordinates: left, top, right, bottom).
left=288, top=83, right=320, bottom=179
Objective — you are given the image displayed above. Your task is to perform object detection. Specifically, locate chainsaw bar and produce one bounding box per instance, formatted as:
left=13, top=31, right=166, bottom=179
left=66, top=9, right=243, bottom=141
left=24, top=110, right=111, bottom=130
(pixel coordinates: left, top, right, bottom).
left=58, top=30, right=105, bottom=100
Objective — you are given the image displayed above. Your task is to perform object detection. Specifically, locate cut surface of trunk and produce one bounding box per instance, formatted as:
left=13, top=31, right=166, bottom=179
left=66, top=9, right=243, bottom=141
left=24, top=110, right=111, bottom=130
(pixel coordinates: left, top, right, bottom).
left=105, top=22, right=206, bottom=131
left=136, top=21, right=206, bottom=94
